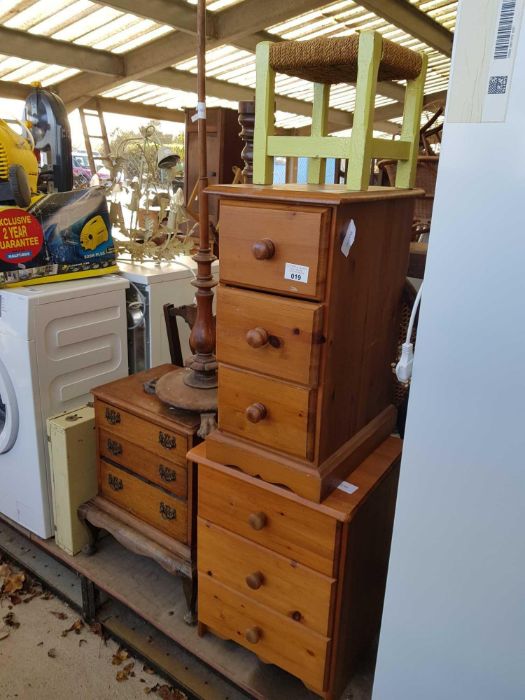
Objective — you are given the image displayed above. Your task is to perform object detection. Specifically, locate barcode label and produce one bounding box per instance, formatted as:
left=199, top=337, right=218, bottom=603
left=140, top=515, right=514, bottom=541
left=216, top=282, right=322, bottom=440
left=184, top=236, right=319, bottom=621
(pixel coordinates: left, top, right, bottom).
left=494, top=0, right=516, bottom=58
left=483, top=0, right=524, bottom=121
left=488, top=75, right=508, bottom=94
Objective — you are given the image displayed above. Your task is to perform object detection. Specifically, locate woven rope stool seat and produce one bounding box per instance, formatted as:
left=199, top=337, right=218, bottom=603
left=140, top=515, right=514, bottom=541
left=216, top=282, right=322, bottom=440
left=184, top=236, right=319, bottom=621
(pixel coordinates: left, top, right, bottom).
left=269, top=35, right=423, bottom=85
left=253, top=30, right=428, bottom=191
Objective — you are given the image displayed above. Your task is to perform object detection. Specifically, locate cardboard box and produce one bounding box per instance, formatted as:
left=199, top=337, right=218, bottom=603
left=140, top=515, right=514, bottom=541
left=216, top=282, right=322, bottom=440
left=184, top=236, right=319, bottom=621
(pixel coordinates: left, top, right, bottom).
left=0, top=188, right=118, bottom=287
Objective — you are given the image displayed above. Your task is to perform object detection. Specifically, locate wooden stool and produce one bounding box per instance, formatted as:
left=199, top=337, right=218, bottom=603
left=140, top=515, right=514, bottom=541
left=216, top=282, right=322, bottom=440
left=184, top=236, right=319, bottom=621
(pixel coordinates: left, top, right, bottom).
left=254, top=31, right=428, bottom=190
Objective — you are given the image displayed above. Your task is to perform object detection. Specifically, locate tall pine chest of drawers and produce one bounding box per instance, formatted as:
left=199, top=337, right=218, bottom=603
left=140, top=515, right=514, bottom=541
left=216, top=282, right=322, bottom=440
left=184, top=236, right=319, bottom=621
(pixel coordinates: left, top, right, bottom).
left=195, top=183, right=417, bottom=696
left=206, top=183, right=418, bottom=500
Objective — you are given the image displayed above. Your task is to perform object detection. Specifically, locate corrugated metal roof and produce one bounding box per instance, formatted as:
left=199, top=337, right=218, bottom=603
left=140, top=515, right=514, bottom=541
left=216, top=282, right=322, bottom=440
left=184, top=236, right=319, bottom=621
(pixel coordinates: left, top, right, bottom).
left=0, top=0, right=455, bottom=131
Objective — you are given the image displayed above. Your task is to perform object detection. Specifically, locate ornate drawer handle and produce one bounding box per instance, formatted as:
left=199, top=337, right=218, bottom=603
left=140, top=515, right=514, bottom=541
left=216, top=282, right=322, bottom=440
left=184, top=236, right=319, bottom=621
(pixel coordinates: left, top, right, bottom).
left=246, top=571, right=265, bottom=590
left=159, top=431, right=177, bottom=450
left=244, top=626, right=262, bottom=644
left=108, top=474, right=123, bottom=491
left=105, top=408, right=121, bottom=425
left=107, top=439, right=122, bottom=456
left=159, top=465, right=177, bottom=483
left=246, top=327, right=269, bottom=349
left=251, top=239, right=275, bottom=260
left=248, top=512, right=267, bottom=530
left=159, top=502, right=177, bottom=520
left=245, top=402, right=267, bottom=423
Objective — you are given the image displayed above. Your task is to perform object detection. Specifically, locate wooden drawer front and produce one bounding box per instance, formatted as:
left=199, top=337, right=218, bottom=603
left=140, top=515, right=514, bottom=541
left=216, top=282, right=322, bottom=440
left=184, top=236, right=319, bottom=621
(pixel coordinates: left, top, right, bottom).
left=95, top=401, right=188, bottom=464
left=219, top=202, right=330, bottom=300
left=99, top=429, right=187, bottom=499
left=199, top=519, right=335, bottom=636
left=198, top=463, right=337, bottom=576
left=200, top=576, right=329, bottom=692
left=218, top=365, right=315, bottom=460
left=99, top=460, right=188, bottom=542
left=216, top=286, right=323, bottom=386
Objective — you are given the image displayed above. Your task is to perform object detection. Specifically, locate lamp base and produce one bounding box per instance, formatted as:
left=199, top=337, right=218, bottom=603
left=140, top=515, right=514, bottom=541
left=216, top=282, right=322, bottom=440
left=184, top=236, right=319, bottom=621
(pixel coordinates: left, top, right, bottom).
left=156, top=367, right=217, bottom=413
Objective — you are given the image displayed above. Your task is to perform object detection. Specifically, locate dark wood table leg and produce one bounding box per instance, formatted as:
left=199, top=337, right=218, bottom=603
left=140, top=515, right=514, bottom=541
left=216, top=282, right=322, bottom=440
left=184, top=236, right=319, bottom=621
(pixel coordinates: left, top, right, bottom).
left=182, top=574, right=197, bottom=626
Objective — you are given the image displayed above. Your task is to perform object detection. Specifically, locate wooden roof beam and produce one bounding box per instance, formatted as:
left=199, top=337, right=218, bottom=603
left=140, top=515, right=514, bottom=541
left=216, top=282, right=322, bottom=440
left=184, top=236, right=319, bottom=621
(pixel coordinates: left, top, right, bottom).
left=54, top=1, right=353, bottom=108
left=0, top=25, right=125, bottom=76
left=85, top=97, right=185, bottom=123
left=0, top=79, right=184, bottom=122
left=357, top=0, right=453, bottom=56
left=93, top=0, right=217, bottom=37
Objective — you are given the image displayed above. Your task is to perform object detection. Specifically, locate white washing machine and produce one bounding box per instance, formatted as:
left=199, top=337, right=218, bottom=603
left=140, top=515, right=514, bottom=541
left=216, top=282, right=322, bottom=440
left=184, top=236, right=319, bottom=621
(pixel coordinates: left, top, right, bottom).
left=0, top=275, right=129, bottom=538
left=119, top=257, right=219, bottom=373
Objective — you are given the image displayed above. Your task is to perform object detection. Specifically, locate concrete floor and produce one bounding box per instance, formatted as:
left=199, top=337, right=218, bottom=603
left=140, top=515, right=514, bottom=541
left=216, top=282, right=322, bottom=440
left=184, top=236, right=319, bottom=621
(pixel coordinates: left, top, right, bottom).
left=0, top=569, right=177, bottom=700
left=0, top=553, right=374, bottom=700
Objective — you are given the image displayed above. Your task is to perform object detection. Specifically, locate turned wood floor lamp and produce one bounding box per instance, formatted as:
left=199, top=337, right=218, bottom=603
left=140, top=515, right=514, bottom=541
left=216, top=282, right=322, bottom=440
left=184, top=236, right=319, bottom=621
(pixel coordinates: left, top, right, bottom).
left=156, top=0, right=218, bottom=427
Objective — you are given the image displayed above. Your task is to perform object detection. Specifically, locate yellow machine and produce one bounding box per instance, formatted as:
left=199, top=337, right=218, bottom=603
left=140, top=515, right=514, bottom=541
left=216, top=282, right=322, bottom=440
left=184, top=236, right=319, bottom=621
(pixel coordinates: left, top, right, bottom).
left=80, top=214, right=109, bottom=250
left=0, top=118, right=39, bottom=208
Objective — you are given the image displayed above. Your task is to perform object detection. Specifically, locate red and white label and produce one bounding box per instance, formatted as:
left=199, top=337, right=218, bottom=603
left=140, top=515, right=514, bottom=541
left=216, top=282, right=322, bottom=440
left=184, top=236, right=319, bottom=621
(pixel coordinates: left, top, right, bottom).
left=0, top=209, right=43, bottom=263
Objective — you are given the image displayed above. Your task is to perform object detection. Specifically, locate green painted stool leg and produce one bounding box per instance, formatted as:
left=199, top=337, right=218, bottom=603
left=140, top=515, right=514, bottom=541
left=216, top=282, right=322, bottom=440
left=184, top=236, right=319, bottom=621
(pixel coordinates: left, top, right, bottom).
left=307, top=82, right=330, bottom=184
left=253, top=41, right=275, bottom=185
left=395, top=53, right=429, bottom=189
left=346, top=31, right=383, bottom=190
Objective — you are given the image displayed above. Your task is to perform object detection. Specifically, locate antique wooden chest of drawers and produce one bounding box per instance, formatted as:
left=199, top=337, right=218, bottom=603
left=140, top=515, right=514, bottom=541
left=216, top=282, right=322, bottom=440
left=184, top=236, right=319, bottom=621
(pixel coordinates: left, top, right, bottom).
left=79, top=365, right=201, bottom=621
left=190, top=436, right=401, bottom=699
left=206, top=183, right=418, bottom=500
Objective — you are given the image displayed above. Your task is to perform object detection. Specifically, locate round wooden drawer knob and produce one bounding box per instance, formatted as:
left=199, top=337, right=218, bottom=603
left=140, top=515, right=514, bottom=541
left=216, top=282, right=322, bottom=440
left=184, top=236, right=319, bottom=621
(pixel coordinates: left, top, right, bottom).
left=252, top=239, right=275, bottom=260
left=245, top=402, right=267, bottom=423
left=248, top=512, right=267, bottom=530
left=244, top=626, right=262, bottom=644
left=246, top=327, right=269, bottom=348
left=246, top=571, right=265, bottom=590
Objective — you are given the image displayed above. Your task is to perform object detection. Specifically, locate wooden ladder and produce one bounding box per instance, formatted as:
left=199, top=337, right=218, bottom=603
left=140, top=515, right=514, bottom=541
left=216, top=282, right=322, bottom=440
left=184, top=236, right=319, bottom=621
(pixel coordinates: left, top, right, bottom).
left=79, top=100, right=111, bottom=177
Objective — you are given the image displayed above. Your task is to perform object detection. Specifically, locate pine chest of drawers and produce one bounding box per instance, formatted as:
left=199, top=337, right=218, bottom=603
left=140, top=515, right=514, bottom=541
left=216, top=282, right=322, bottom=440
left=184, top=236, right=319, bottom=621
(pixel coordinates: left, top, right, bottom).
left=206, top=183, right=418, bottom=500
left=79, top=365, right=201, bottom=621
left=190, top=437, right=401, bottom=699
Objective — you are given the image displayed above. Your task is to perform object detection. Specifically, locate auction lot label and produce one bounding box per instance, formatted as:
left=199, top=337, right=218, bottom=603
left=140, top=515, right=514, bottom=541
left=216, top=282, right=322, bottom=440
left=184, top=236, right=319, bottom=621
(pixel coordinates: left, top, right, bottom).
left=0, top=209, right=43, bottom=263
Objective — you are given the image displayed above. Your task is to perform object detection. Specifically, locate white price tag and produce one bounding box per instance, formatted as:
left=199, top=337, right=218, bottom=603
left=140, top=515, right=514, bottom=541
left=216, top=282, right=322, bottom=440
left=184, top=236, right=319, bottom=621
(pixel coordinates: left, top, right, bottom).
left=337, top=481, right=358, bottom=495
left=191, top=101, right=207, bottom=122
left=341, top=219, right=356, bottom=257
left=284, top=262, right=309, bottom=284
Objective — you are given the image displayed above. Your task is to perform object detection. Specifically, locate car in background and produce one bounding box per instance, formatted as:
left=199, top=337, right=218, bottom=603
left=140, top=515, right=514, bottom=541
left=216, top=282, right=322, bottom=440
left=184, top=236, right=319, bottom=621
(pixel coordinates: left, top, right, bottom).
left=72, top=151, right=92, bottom=187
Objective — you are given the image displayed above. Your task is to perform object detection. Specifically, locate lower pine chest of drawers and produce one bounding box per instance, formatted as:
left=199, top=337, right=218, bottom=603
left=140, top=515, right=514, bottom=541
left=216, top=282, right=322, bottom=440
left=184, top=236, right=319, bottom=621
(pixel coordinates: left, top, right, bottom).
left=190, top=437, right=402, bottom=699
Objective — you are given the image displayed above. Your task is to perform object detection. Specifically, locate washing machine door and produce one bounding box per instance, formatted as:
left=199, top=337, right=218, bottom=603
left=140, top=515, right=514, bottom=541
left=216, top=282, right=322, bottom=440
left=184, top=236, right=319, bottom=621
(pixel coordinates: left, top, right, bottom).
left=0, top=359, right=19, bottom=453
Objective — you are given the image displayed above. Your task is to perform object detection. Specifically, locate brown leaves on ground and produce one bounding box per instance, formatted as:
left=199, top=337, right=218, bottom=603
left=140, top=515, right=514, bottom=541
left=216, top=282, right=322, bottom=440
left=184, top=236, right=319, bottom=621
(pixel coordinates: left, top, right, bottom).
left=89, top=621, right=108, bottom=644
left=116, top=661, right=135, bottom=682
left=2, top=572, right=25, bottom=595
left=145, top=684, right=187, bottom=699
left=0, top=560, right=187, bottom=698
left=3, top=612, right=19, bottom=629
left=0, top=559, right=47, bottom=608
left=50, top=610, right=68, bottom=620
left=112, top=646, right=129, bottom=665
left=0, top=562, right=25, bottom=599
left=61, top=618, right=84, bottom=637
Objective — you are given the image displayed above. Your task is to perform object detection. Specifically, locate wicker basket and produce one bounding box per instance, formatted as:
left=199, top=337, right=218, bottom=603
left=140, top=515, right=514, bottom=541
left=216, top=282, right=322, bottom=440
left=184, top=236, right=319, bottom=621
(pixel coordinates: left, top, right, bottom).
left=379, top=155, right=439, bottom=227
